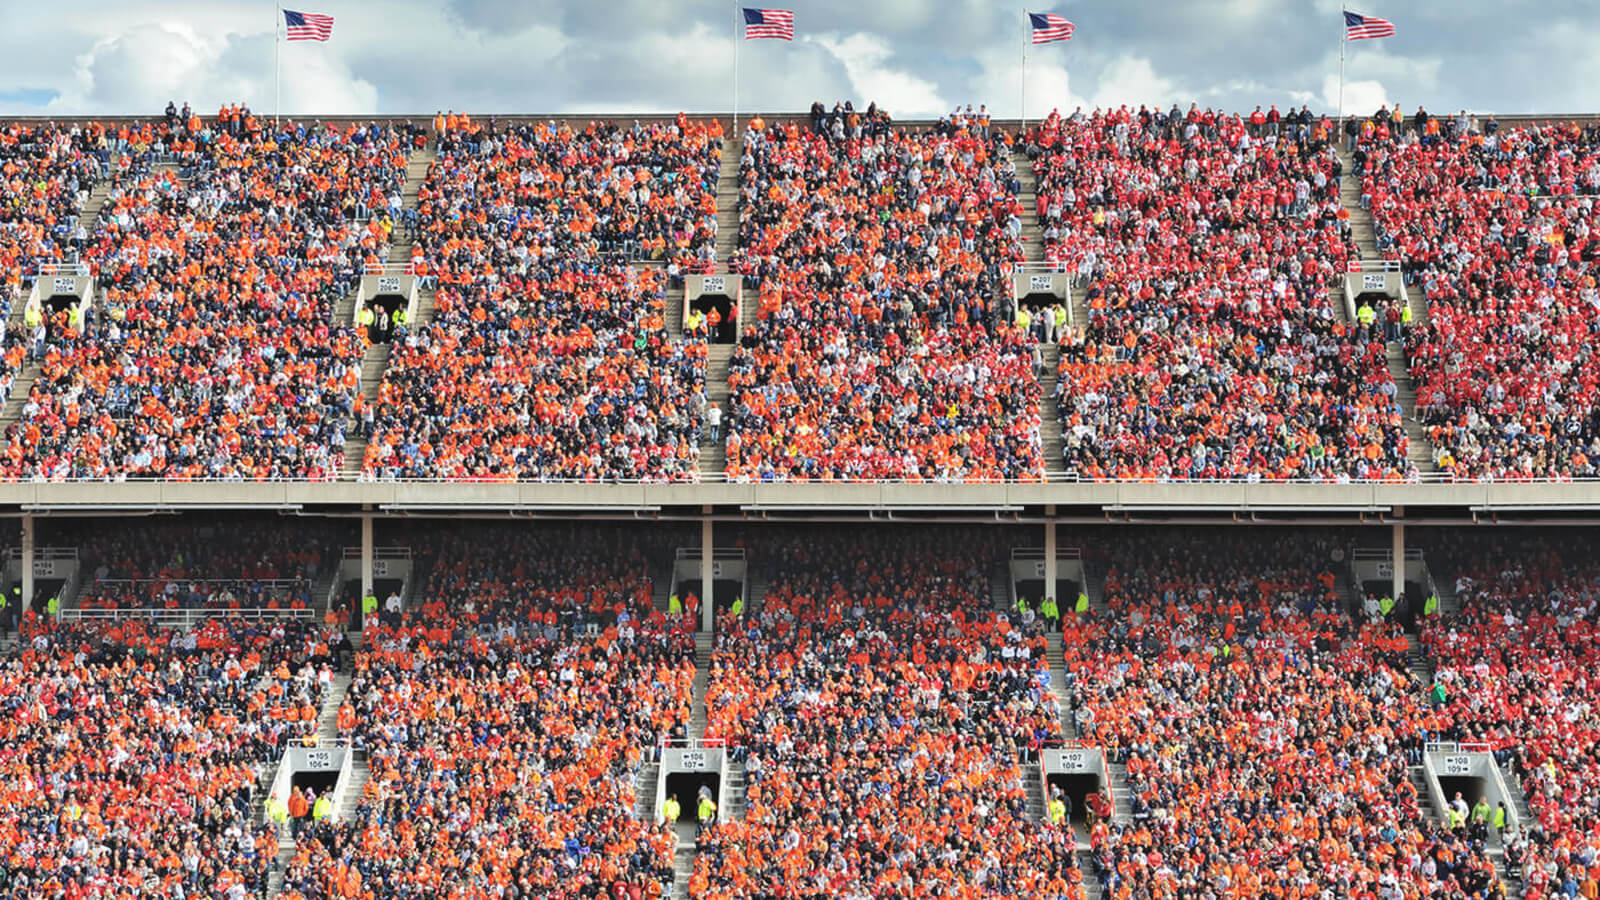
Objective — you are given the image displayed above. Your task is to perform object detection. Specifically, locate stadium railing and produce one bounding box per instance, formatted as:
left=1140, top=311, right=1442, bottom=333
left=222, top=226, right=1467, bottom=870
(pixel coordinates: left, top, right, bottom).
left=56, top=607, right=319, bottom=626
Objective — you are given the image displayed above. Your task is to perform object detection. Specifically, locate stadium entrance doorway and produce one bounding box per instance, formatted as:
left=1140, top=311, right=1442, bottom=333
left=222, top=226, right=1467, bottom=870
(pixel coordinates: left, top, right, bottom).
left=664, top=771, right=721, bottom=824
left=290, top=767, right=341, bottom=809
left=689, top=293, right=738, bottom=344
left=43, top=291, right=79, bottom=338
left=1046, top=770, right=1102, bottom=826
left=363, top=294, right=406, bottom=343
left=1016, top=292, right=1068, bottom=341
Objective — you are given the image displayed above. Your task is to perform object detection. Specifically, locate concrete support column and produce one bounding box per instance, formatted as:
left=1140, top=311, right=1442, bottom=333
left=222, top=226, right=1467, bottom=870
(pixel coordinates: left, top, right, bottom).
left=360, top=514, right=374, bottom=606
left=1044, top=505, right=1058, bottom=604
left=701, top=514, right=714, bottom=633
left=21, top=514, right=35, bottom=612
left=1392, top=506, right=1406, bottom=609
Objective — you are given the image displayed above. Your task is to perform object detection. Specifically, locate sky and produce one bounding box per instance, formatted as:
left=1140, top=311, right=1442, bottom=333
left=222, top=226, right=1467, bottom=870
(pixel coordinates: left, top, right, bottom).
left=1, top=1, right=1597, bottom=121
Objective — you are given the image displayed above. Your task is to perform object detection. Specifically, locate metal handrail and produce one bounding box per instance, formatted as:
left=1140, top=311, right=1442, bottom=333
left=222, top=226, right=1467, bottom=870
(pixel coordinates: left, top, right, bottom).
left=1, top=471, right=1594, bottom=484
left=90, top=577, right=311, bottom=589
left=1345, top=259, right=1402, bottom=273
left=659, top=737, right=727, bottom=748
left=1, top=547, right=78, bottom=563
left=1352, top=548, right=1425, bottom=561
left=34, top=262, right=90, bottom=277
left=1012, top=261, right=1070, bottom=274
left=674, top=547, right=746, bottom=561
left=1013, top=548, right=1085, bottom=562
left=341, top=546, right=413, bottom=560
left=58, top=607, right=318, bottom=625
left=363, top=262, right=415, bottom=275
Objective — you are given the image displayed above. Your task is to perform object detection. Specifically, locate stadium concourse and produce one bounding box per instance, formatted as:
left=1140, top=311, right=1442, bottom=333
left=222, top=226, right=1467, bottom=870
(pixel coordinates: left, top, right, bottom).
left=0, top=514, right=1597, bottom=899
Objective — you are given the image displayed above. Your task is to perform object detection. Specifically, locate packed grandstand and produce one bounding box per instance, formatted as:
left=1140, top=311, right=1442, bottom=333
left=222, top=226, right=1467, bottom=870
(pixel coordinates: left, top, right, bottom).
left=2, top=100, right=1595, bottom=484
left=3, top=517, right=1597, bottom=899
left=0, top=100, right=1597, bottom=900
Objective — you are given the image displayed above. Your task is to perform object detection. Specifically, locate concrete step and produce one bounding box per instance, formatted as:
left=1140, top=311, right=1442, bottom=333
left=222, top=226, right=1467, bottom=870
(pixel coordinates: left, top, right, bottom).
left=1384, top=350, right=1438, bottom=474
left=1107, top=761, right=1134, bottom=823
left=714, top=137, right=742, bottom=272
left=412, top=289, right=438, bottom=326
left=689, top=632, right=712, bottom=737
left=705, top=345, right=732, bottom=402
left=81, top=180, right=115, bottom=229
left=1012, top=149, right=1046, bottom=265
left=0, top=360, right=42, bottom=445
left=1037, top=343, right=1066, bottom=477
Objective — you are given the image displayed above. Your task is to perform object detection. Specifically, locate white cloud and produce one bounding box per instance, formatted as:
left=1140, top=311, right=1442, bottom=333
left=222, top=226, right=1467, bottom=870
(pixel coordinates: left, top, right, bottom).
left=1088, top=57, right=1183, bottom=110
left=1318, top=73, right=1390, bottom=118
left=810, top=33, right=946, bottom=117
left=33, top=22, right=377, bottom=116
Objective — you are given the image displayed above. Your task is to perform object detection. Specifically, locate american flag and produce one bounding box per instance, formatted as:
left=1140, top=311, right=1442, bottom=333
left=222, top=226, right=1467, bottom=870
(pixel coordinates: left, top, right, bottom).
left=1029, top=12, right=1075, bottom=44
left=284, top=9, right=335, bottom=42
left=1344, top=10, right=1394, bottom=40
left=743, top=8, right=794, bottom=41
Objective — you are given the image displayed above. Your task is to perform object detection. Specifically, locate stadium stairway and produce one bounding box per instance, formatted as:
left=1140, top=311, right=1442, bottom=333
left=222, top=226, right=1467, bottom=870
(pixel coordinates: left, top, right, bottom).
left=340, top=344, right=392, bottom=478
left=672, top=845, right=697, bottom=900
left=1409, top=764, right=1441, bottom=826
left=1039, top=343, right=1066, bottom=479
left=0, top=179, right=117, bottom=425
left=714, top=136, right=742, bottom=273
left=1328, top=287, right=1351, bottom=324
left=1495, top=761, right=1534, bottom=898
left=666, top=281, right=685, bottom=337
left=699, top=345, right=732, bottom=479
left=1106, top=760, right=1134, bottom=824
left=335, top=147, right=437, bottom=480
left=991, top=560, right=1012, bottom=611
left=634, top=757, right=660, bottom=821
left=1024, top=760, right=1047, bottom=822
left=1011, top=148, right=1046, bottom=264
left=1079, top=849, right=1104, bottom=900
left=725, top=758, right=748, bottom=822
left=1336, top=147, right=1438, bottom=476
left=81, top=178, right=115, bottom=228
left=1047, top=635, right=1075, bottom=738
left=1405, top=634, right=1433, bottom=684
left=689, top=632, right=712, bottom=739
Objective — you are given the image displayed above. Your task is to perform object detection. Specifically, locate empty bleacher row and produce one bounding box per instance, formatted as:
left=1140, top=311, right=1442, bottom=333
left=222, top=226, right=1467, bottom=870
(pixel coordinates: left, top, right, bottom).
left=3, top=518, right=1598, bottom=897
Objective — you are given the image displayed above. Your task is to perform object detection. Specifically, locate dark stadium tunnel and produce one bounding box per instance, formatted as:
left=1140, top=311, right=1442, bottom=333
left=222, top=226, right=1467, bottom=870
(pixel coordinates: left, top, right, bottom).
left=664, top=771, right=720, bottom=823
left=689, top=293, right=738, bottom=344
left=365, top=294, right=406, bottom=343
left=1047, top=772, right=1102, bottom=825
left=291, top=768, right=341, bottom=805
left=1360, top=577, right=1427, bottom=630
left=1016, top=578, right=1081, bottom=610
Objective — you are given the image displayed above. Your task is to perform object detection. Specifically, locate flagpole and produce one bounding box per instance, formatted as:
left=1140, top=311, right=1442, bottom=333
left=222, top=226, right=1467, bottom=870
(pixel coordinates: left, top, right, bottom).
left=1337, top=6, right=1346, bottom=126
left=275, top=4, right=281, bottom=126
left=1020, top=8, right=1027, bottom=132
left=732, top=2, right=740, bottom=136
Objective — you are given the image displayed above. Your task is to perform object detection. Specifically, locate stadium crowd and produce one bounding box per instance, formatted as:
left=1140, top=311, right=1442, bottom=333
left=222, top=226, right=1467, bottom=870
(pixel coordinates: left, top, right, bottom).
left=692, top=528, right=1085, bottom=897
left=1026, top=106, right=1413, bottom=481
left=1421, top=533, right=1600, bottom=899
left=61, top=517, right=345, bottom=612
left=0, top=614, right=342, bottom=899
left=1066, top=532, right=1503, bottom=898
left=725, top=106, right=1046, bottom=482
left=1359, top=121, right=1600, bottom=479
left=281, top=525, right=694, bottom=899
left=360, top=116, right=716, bottom=481
left=1, top=111, right=413, bottom=480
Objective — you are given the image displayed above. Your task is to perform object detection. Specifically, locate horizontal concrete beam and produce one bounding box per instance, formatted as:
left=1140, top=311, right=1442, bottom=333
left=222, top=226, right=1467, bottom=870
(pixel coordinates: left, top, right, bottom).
left=0, top=480, right=1597, bottom=513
